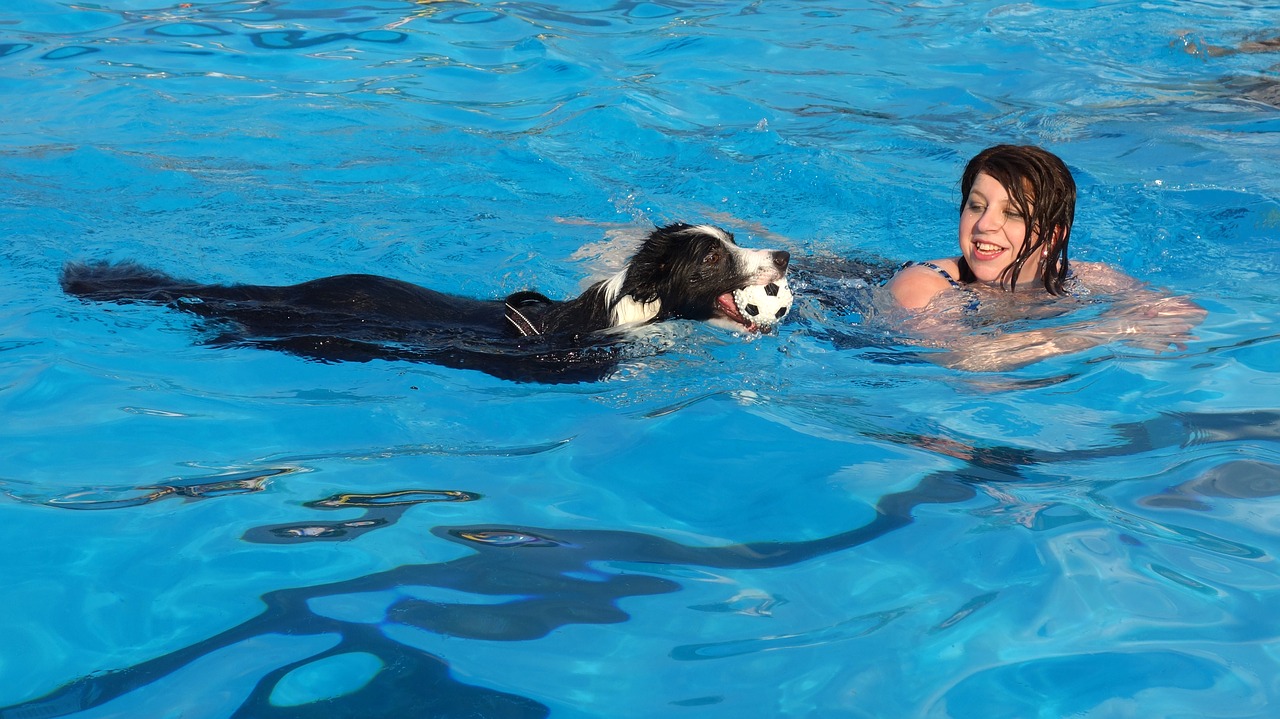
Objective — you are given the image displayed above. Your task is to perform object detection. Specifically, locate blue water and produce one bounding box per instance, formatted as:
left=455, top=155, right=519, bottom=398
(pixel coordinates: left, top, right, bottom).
left=2, top=1, right=1279, bottom=717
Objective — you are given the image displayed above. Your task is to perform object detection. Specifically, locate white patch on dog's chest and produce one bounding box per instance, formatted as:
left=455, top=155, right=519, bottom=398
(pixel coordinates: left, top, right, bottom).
left=611, top=295, right=662, bottom=326
left=600, top=269, right=662, bottom=327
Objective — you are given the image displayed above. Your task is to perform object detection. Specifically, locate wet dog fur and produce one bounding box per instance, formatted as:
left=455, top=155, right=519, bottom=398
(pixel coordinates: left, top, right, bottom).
left=61, top=223, right=790, bottom=383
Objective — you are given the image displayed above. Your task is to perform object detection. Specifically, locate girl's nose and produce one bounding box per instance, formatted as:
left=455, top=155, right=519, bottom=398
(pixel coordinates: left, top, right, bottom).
left=974, top=208, right=1004, bottom=232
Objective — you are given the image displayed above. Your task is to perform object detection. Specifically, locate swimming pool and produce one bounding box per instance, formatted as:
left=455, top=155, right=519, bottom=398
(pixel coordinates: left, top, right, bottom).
left=2, top=0, right=1278, bottom=716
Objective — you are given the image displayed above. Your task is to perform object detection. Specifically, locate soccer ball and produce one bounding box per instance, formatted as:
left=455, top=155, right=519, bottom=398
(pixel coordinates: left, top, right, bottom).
left=733, top=278, right=793, bottom=330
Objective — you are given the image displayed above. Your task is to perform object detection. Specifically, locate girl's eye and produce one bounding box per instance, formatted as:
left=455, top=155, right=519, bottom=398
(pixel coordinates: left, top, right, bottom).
left=967, top=203, right=985, bottom=213
left=1004, top=210, right=1024, bottom=219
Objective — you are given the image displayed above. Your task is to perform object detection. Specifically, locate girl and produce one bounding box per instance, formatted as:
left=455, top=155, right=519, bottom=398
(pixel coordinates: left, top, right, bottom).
left=885, top=144, right=1203, bottom=370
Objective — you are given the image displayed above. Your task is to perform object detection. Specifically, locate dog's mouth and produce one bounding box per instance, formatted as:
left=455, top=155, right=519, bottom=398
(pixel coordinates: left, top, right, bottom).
left=715, top=278, right=793, bottom=333
left=716, top=292, right=755, bottom=330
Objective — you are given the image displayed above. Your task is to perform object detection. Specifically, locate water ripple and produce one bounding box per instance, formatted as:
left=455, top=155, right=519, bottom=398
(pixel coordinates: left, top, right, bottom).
left=1141, top=459, right=1280, bottom=510
left=671, top=607, right=909, bottom=660
left=932, top=651, right=1248, bottom=718
left=259, top=437, right=572, bottom=464
left=10, top=467, right=294, bottom=510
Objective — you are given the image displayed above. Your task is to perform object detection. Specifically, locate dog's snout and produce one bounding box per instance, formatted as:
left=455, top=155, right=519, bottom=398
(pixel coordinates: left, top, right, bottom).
left=772, top=250, right=790, bottom=273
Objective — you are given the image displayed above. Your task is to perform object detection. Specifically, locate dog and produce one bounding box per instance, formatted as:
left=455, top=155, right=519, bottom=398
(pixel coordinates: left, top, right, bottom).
left=61, top=223, right=791, bottom=383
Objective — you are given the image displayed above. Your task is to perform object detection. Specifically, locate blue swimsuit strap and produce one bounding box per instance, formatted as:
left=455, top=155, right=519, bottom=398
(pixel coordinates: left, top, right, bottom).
left=902, top=261, right=1086, bottom=305
left=899, top=260, right=980, bottom=313
left=909, top=261, right=964, bottom=290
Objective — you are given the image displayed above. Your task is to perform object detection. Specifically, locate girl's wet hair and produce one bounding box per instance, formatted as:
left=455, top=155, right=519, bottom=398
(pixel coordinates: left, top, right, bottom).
left=956, top=144, right=1076, bottom=294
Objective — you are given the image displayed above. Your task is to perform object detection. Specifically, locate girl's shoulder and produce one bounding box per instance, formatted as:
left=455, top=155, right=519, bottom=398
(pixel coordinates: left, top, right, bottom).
left=1069, top=261, right=1143, bottom=292
left=887, top=258, right=962, bottom=309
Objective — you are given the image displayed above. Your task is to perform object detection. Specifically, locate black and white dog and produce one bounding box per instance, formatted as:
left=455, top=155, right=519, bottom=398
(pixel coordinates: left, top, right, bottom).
left=62, top=223, right=791, bottom=383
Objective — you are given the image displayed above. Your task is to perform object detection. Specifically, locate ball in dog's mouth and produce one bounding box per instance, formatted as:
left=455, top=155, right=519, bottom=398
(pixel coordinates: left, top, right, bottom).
left=720, top=278, right=793, bottom=332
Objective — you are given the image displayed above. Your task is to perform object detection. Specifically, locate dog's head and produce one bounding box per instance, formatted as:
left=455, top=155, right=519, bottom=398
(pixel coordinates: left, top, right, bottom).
left=604, top=223, right=791, bottom=332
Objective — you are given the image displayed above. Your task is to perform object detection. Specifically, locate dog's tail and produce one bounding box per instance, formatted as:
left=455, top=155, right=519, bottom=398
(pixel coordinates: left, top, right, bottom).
left=61, top=261, right=191, bottom=303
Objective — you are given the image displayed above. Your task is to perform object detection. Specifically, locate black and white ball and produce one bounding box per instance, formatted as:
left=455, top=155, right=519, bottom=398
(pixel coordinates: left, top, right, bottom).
left=732, top=278, right=793, bottom=330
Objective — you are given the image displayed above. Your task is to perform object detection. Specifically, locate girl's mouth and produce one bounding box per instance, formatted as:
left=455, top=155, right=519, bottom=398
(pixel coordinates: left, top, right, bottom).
left=972, top=240, right=1006, bottom=261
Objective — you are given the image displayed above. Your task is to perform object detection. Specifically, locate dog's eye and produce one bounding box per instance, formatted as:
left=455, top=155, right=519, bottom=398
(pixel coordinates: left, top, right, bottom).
left=702, top=251, right=720, bottom=265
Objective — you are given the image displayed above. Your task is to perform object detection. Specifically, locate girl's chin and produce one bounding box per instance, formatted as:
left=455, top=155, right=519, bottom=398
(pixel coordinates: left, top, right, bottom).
left=967, top=263, right=1008, bottom=284
left=968, top=261, right=1042, bottom=288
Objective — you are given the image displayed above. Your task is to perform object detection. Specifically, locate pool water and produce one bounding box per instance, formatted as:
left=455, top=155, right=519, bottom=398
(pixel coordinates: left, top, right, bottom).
left=2, top=1, right=1279, bottom=717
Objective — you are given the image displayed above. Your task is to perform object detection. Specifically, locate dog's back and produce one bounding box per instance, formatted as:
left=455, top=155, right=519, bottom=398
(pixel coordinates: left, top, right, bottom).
left=63, top=261, right=502, bottom=328
left=60, top=260, right=623, bottom=383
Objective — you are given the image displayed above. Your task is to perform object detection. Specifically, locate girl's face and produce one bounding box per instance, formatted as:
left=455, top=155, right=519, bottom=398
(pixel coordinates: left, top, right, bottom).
left=959, top=172, right=1041, bottom=288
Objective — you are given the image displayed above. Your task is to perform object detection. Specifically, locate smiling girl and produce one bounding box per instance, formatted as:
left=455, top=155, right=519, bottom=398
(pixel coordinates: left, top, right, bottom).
left=888, top=144, right=1082, bottom=308
left=885, top=144, right=1203, bottom=370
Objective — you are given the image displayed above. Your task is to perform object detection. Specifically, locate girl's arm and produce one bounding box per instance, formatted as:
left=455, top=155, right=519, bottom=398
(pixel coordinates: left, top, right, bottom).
left=904, top=262, right=1205, bottom=371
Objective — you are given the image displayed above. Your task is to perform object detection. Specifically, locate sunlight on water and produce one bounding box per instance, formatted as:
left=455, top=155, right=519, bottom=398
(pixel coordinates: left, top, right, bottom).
left=1, top=1, right=1278, bottom=718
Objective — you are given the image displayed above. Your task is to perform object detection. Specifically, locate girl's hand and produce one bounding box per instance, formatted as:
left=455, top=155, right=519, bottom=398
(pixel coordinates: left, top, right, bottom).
left=1105, top=295, right=1206, bottom=352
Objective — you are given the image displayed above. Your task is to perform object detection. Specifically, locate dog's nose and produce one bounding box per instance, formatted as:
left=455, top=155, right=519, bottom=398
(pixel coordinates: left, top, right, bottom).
left=771, top=250, right=790, bottom=273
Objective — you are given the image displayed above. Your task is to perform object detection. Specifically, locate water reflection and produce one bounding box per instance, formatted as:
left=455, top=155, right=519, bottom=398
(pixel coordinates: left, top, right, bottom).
left=17, top=468, right=290, bottom=511
left=2, top=410, right=1273, bottom=718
